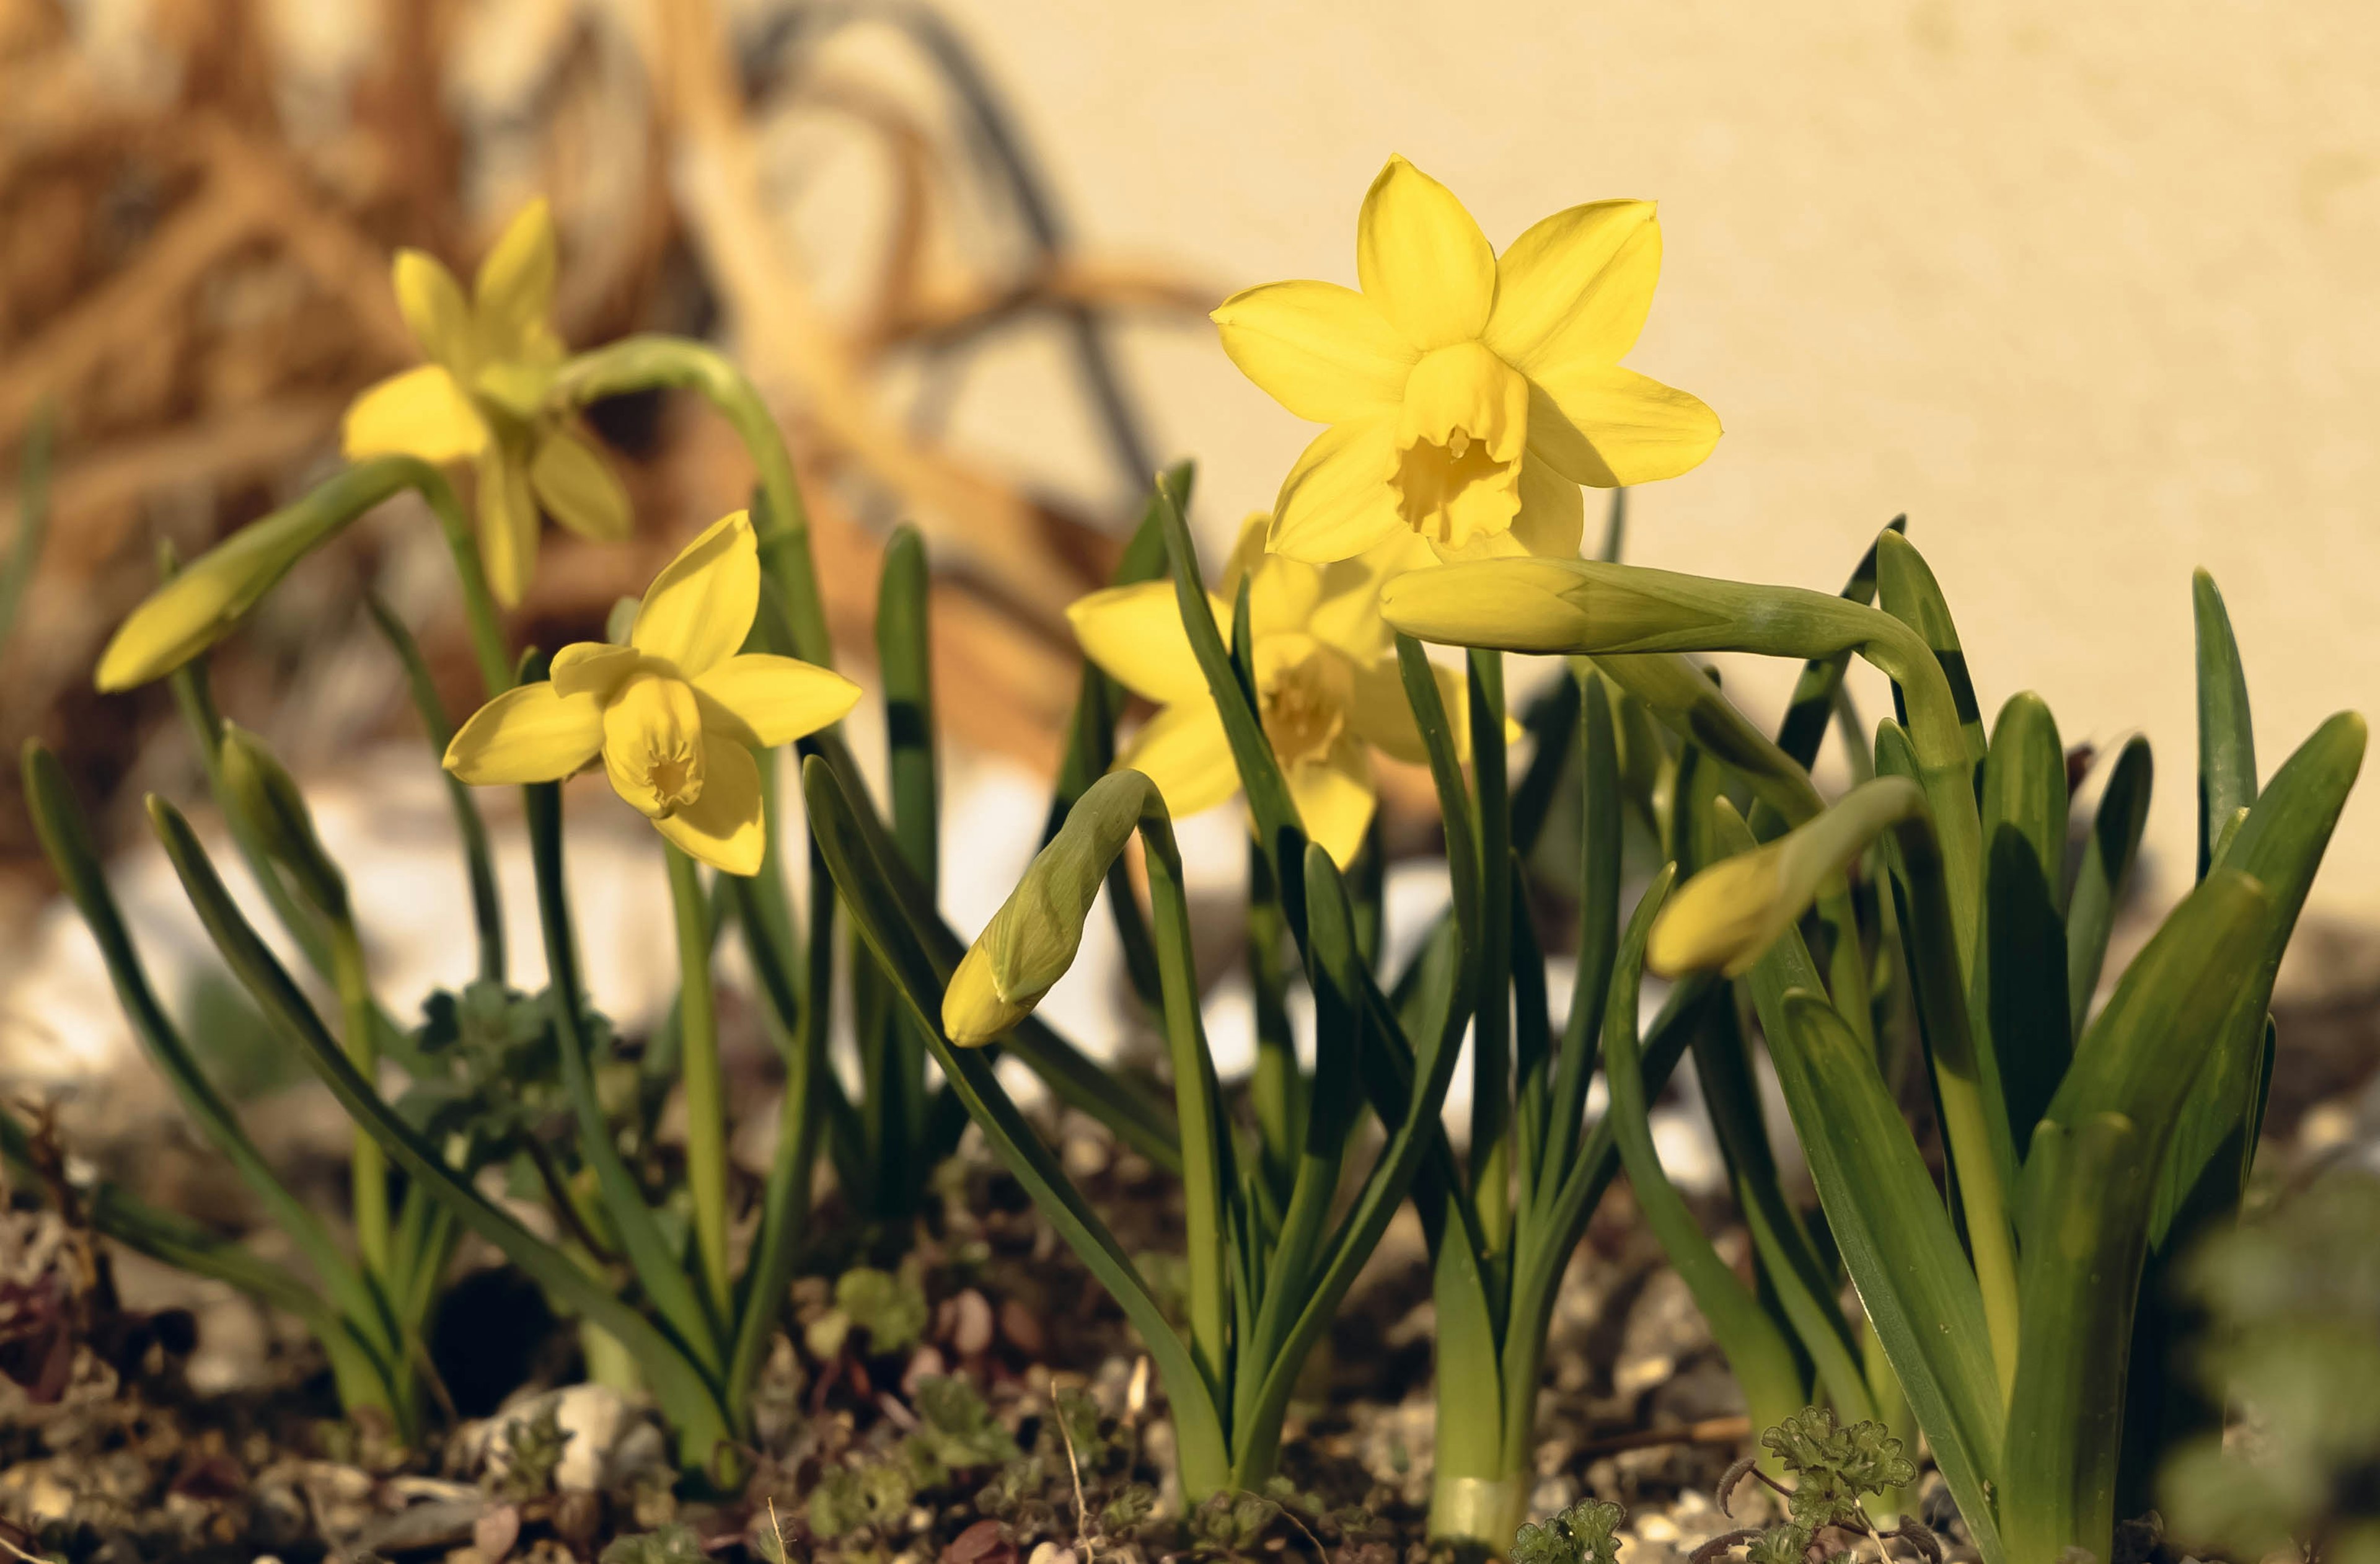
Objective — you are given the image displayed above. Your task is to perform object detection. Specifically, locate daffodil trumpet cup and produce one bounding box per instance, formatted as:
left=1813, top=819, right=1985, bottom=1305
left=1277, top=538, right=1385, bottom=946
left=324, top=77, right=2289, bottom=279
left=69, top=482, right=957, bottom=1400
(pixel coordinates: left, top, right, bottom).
left=1386, top=536, right=2364, bottom=1564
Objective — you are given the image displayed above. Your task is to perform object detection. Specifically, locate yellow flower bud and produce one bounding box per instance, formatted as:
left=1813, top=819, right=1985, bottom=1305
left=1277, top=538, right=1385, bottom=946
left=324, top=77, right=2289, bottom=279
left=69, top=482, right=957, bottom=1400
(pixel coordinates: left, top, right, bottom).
left=941, top=943, right=1035, bottom=1048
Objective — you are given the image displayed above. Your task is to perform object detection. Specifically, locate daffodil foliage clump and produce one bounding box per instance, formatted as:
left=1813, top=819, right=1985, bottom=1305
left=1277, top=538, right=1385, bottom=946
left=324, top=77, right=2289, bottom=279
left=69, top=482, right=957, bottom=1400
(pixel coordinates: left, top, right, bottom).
left=1, top=157, right=2363, bottom=1564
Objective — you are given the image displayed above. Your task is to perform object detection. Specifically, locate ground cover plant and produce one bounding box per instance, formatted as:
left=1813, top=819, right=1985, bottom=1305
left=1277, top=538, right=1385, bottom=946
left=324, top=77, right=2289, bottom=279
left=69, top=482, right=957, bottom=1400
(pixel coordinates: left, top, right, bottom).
left=0, top=155, right=2365, bottom=1564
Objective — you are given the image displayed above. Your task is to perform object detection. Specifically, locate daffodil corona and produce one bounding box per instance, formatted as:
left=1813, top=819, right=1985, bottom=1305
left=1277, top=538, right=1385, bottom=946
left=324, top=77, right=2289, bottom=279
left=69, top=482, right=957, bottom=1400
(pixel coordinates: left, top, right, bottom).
left=1067, top=517, right=1469, bottom=866
left=1213, top=156, right=1720, bottom=565
left=442, top=511, right=859, bottom=875
left=343, top=200, right=630, bottom=606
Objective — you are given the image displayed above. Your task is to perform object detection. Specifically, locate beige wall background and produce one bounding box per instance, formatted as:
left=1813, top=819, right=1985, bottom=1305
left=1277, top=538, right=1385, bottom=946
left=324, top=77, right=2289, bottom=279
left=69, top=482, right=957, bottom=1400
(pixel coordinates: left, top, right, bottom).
left=920, top=0, right=2379, bottom=924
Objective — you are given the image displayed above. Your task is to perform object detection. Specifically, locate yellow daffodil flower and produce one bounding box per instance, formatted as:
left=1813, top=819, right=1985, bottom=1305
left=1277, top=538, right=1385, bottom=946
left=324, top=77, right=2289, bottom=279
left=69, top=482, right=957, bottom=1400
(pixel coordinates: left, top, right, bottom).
left=1212, top=156, right=1720, bottom=567
left=1066, top=516, right=1473, bottom=867
left=343, top=199, right=630, bottom=606
left=442, top=511, right=859, bottom=875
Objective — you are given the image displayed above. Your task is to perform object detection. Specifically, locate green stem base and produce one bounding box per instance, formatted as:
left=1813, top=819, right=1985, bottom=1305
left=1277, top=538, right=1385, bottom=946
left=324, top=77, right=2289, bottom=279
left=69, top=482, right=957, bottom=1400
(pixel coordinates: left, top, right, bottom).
left=1429, top=1467, right=1530, bottom=1555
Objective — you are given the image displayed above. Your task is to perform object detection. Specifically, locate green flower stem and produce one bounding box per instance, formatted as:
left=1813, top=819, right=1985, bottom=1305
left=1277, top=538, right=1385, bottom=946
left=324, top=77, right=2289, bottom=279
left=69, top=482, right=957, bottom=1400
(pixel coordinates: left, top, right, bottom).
left=1468, top=648, right=1514, bottom=1256
left=664, top=844, right=734, bottom=1334
left=328, top=918, right=391, bottom=1281
left=550, top=336, right=831, bottom=669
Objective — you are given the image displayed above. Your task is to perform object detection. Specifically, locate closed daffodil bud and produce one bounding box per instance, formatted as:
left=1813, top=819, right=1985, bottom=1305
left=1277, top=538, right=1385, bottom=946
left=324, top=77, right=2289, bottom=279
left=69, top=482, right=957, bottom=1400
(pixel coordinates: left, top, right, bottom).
left=1647, top=777, right=1929, bottom=978
left=97, top=509, right=329, bottom=692
left=941, top=943, right=1036, bottom=1048
left=219, top=723, right=349, bottom=921
left=943, top=770, right=1165, bottom=1045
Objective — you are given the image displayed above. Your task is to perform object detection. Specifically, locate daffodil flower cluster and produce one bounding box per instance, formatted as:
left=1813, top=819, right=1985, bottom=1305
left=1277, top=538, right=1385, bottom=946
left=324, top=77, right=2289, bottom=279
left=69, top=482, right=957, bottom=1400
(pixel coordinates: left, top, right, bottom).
left=1067, top=516, right=1469, bottom=867
left=1214, top=155, right=1720, bottom=566
left=442, top=510, right=859, bottom=874
left=343, top=200, right=630, bottom=605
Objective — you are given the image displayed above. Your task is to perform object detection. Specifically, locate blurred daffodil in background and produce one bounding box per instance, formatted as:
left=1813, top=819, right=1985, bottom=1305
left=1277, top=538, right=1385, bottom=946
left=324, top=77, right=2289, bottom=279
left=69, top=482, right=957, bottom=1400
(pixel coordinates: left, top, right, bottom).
left=1067, top=516, right=1473, bottom=865
left=1214, top=155, right=1719, bottom=566
left=342, top=199, right=631, bottom=605
left=443, top=510, right=859, bottom=874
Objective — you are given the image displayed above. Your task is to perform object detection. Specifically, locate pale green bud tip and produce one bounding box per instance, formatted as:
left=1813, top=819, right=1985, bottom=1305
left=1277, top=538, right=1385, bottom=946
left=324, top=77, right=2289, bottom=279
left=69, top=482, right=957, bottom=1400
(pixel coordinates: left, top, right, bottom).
left=1646, top=850, right=1792, bottom=979
left=1378, top=560, right=1593, bottom=653
left=942, top=943, right=1033, bottom=1048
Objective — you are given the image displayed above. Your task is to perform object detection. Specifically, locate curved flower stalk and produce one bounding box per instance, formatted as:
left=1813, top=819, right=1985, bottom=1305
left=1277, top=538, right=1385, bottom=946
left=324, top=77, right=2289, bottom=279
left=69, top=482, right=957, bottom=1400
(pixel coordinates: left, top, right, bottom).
left=442, top=510, right=860, bottom=875
left=343, top=199, right=631, bottom=605
left=1214, top=156, right=1719, bottom=565
left=1065, top=515, right=1468, bottom=865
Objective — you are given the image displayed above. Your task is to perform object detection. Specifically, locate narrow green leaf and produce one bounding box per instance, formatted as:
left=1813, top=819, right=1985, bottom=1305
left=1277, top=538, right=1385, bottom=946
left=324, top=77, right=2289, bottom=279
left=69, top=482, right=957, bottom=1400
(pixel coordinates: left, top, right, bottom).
left=2192, top=569, right=2256, bottom=880
left=803, top=754, right=1232, bottom=1496
left=2004, top=869, right=2270, bottom=1564
left=364, top=595, right=505, bottom=984
left=21, top=744, right=400, bottom=1372
left=1747, top=932, right=2006, bottom=1564
left=1874, top=531, right=1985, bottom=774
left=2154, top=710, right=2366, bottom=1242
left=1977, top=693, right=2071, bottom=1158
left=521, top=767, right=725, bottom=1377
left=1774, top=519, right=1900, bottom=770
left=145, top=793, right=733, bottom=1470
left=1606, top=868, right=1807, bottom=1439
left=2065, top=736, right=2151, bottom=1038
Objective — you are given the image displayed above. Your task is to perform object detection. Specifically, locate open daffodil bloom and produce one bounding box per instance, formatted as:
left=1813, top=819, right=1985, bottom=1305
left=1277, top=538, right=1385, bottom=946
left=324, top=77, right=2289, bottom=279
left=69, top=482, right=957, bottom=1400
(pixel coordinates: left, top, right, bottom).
left=343, top=199, right=630, bottom=606
left=1067, top=516, right=1470, bottom=866
left=1213, top=156, right=1719, bottom=565
left=442, top=511, right=859, bottom=874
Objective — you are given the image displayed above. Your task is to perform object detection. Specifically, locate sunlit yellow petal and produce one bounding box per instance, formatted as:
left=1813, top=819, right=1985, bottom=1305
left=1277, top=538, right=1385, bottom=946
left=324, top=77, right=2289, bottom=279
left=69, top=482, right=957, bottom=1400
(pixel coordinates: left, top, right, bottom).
left=1355, top=156, right=1495, bottom=351
left=653, top=734, right=766, bottom=876
left=475, top=442, right=540, bottom=607
left=1483, top=200, right=1660, bottom=373
left=474, top=198, right=557, bottom=361
left=1267, top=416, right=1403, bottom=565
left=529, top=429, right=631, bottom=542
left=1508, top=454, right=1586, bottom=560
left=1287, top=738, right=1376, bottom=867
left=444, top=683, right=603, bottom=784
left=630, top=511, right=757, bottom=676
left=1065, top=581, right=1222, bottom=705
left=1530, top=362, right=1722, bottom=487
left=1116, top=698, right=1239, bottom=818
left=342, top=365, right=487, bottom=465
left=1222, top=515, right=1326, bottom=642
left=694, top=653, right=862, bottom=746
left=1211, top=280, right=1416, bottom=422
left=550, top=641, right=648, bottom=702
left=392, top=250, right=477, bottom=376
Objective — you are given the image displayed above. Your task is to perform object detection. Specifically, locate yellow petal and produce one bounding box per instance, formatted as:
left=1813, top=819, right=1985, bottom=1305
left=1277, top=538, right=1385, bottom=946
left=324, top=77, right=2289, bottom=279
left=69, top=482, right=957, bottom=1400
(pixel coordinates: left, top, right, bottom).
left=1508, top=453, right=1586, bottom=560
left=1222, top=515, right=1327, bottom=642
left=393, top=249, right=477, bottom=375
left=1529, top=363, right=1723, bottom=487
left=529, top=429, right=632, bottom=542
left=1347, top=657, right=1470, bottom=764
left=1116, top=698, right=1239, bottom=818
left=1267, top=416, right=1404, bottom=565
left=1483, top=200, right=1660, bottom=373
left=342, top=365, right=487, bottom=465
left=474, top=198, right=557, bottom=361
left=444, top=682, right=604, bottom=784
left=550, top=641, right=648, bottom=702
left=631, top=511, right=757, bottom=676
left=475, top=441, right=540, bottom=607
left=653, top=734, right=766, bottom=876
left=1211, top=280, right=1416, bottom=423
left=1355, top=156, right=1495, bottom=352
left=694, top=653, right=862, bottom=746
left=1065, top=581, right=1222, bottom=705
left=1287, top=738, right=1376, bottom=868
